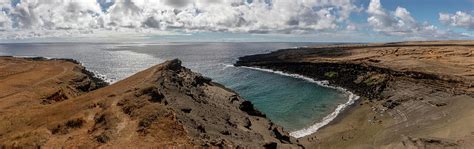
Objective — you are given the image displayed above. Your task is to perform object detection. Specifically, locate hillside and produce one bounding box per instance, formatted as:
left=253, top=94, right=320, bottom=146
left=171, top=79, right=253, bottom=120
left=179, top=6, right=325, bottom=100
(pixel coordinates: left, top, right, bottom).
left=236, top=40, right=474, bottom=148
left=0, top=57, right=297, bottom=148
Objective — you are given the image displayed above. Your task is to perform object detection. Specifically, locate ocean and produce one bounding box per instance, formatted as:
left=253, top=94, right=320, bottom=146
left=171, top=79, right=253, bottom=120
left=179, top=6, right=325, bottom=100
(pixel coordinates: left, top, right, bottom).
left=0, top=42, right=356, bottom=138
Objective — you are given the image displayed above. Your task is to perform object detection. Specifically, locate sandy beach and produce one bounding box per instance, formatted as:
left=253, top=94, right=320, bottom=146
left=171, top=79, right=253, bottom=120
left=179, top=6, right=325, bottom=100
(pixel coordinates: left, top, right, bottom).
left=236, top=40, right=474, bottom=148
left=2, top=40, right=474, bottom=148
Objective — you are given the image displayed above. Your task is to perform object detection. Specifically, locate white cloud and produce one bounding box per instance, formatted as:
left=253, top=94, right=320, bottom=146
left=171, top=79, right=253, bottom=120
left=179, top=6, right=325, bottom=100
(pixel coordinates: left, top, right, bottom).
left=367, top=0, right=418, bottom=35
left=1, top=0, right=469, bottom=40
left=0, top=0, right=362, bottom=39
left=439, top=11, right=474, bottom=30
left=0, top=10, right=11, bottom=31
left=345, top=22, right=358, bottom=31
left=8, top=0, right=103, bottom=29
left=366, top=0, right=467, bottom=39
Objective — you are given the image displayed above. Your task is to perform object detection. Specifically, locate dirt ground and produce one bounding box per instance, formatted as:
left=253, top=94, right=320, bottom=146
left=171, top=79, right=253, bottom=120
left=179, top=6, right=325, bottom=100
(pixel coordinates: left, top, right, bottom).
left=0, top=57, right=297, bottom=148
left=236, top=40, right=474, bottom=148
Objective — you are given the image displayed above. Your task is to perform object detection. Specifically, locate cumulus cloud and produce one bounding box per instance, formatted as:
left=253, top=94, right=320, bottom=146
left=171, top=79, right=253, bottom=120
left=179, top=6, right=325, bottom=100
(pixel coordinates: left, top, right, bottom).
left=366, top=0, right=467, bottom=39
left=367, top=0, right=422, bottom=35
left=163, top=0, right=191, bottom=8
left=1, top=0, right=469, bottom=40
left=0, top=0, right=362, bottom=39
left=10, top=0, right=103, bottom=29
left=439, top=11, right=474, bottom=30
left=0, top=10, right=11, bottom=31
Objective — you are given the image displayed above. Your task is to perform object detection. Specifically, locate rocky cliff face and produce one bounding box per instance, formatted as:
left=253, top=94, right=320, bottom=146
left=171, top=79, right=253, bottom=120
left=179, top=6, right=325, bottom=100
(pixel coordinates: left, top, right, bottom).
left=235, top=41, right=474, bottom=148
left=0, top=57, right=298, bottom=148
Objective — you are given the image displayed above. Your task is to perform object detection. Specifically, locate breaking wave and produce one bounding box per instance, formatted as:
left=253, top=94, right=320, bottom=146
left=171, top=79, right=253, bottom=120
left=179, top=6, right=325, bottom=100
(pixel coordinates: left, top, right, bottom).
left=240, top=66, right=360, bottom=138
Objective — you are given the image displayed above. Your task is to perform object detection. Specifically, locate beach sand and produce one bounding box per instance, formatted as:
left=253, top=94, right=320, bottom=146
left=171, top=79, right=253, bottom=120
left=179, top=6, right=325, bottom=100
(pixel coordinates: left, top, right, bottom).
left=236, top=40, right=474, bottom=148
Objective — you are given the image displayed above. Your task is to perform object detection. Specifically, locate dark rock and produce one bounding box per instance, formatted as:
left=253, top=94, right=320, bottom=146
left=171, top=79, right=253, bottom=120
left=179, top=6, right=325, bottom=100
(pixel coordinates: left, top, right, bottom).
left=181, top=108, right=192, bottom=113
left=225, top=118, right=237, bottom=128
left=382, top=100, right=401, bottom=109
left=239, top=101, right=266, bottom=117
left=197, top=125, right=206, bottom=133
left=368, top=59, right=381, bottom=63
left=193, top=76, right=212, bottom=86
left=263, top=142, right=278, bottom=149
left=79, top=66, right=109, bottom=90
left=244, top=118, right=252, bottom=129
left=95, top=133, right=110, bottom=143
left=41, top=90, right=69, bottom=104
left=235, top=55, right=451, bottom=101
left=272, top=127, right=291, bottom=144
left=229, top=95, right=240, bottom=103
left=139, top=86, right=165, bottom=103
left=164, top=59, right=183, bottom=71
left=220, top=131, right=231, bottom=135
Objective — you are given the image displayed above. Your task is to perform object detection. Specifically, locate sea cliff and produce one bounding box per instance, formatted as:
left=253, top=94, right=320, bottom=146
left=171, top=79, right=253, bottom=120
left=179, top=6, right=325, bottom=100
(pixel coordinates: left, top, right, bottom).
left=0, top=57, right=298, bottom=148
left=236, top=40, right=474, bottom=148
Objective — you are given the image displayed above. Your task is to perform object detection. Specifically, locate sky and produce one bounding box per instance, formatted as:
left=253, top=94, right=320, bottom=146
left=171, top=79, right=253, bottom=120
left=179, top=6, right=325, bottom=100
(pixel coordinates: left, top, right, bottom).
left=0, top=0, right=473, bottom=43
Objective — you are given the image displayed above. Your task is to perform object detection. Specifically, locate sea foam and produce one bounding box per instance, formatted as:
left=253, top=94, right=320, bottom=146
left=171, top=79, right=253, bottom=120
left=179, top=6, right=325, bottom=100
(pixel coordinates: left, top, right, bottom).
left=240, top=66, right=360, bottom=138
left=221, top=63, right=235, bottom=70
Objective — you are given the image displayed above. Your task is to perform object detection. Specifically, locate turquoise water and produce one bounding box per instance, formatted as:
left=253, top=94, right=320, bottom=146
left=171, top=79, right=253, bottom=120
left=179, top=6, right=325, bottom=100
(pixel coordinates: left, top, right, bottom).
left=0, top=42, right=350, bottom=132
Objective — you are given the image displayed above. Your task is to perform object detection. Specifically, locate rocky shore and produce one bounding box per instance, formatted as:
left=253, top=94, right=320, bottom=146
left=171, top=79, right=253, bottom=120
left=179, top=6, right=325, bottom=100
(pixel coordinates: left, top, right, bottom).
left=236, top=41, right=474, bottom=148
left=0, top=57, right=298, bottom=148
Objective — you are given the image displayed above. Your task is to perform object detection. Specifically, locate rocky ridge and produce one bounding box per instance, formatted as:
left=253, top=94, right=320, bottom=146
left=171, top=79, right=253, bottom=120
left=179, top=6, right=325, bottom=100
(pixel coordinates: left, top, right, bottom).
left=0, top=57, right=298, bottom=148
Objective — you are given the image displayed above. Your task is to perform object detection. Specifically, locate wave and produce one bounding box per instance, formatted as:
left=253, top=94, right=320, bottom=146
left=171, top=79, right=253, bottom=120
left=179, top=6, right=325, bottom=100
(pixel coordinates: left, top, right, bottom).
left=220, top=63, right=236, bottom=70
left=90, top=70, right=116, bottom=84
left=292, top=46, right=308, bottom=49
left=240, top=66, right=360, bottom=138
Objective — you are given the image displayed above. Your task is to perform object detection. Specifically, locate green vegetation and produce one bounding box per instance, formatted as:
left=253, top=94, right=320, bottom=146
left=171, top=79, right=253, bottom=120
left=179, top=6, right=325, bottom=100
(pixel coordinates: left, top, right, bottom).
left=324, top=71, right=338, bottom=78
left=363, top=74, right=387, bottom=85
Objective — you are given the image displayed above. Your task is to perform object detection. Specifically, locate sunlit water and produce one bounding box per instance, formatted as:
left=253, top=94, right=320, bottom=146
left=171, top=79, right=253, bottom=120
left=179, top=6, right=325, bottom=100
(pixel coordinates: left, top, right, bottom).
left=0, top=42, right=350, bottom=135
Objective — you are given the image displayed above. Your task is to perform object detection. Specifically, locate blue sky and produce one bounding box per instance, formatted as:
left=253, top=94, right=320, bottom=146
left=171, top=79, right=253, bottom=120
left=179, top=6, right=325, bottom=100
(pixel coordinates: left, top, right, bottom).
left=0, top=0, right=473, bottom=43
left=352, top=0, right=472, bottom=24
left=364, top=0, right=473, bottom=26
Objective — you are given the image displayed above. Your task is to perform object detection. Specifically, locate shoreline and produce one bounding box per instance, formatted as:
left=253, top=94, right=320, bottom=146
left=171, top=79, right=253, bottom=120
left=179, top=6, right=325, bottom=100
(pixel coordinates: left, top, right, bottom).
left=238, top=66, right=360, bottom=138
left=0, top=57, right=300, bottom=148
left=234, top=40, right=474, bottom=148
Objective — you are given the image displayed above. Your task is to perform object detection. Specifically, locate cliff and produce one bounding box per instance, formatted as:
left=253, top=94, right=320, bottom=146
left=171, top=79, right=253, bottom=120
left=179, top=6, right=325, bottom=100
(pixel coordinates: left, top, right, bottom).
left=236, top=40, right=474, bottom=148
left=0, top=57, right=298, bottom=148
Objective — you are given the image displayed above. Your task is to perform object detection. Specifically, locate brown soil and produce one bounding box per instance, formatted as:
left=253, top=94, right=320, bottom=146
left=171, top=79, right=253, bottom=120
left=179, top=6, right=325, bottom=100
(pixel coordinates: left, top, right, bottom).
left=235, top=40, right=474, bottom=148
left=0, top=57, right=298, bottom=148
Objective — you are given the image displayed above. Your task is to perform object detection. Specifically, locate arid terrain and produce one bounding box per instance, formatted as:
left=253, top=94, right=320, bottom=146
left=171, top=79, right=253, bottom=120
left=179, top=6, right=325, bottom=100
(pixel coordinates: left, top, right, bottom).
left=0, top=57, right=297, bottom=148
left=236, top=40, right=474, bottom=148
left=2, top=40, right=474, bottom=148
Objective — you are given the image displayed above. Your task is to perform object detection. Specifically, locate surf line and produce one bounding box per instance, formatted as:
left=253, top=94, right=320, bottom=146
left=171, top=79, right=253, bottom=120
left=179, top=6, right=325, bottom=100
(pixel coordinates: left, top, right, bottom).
left=239, top=66, right=360, bottom=138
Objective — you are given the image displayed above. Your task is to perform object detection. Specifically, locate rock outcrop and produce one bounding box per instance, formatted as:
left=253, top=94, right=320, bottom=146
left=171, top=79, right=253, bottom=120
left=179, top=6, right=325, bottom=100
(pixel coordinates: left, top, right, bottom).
left=0, top=57, right=298, bottom=148
left=235, top=41, right=474, bottom=148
